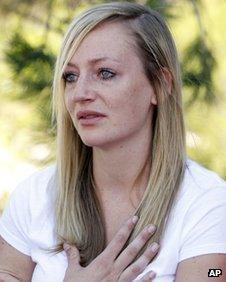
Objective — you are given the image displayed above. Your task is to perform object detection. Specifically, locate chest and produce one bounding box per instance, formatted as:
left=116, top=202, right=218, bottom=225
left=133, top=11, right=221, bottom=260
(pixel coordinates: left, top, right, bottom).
left=100, top=197, right=136, bottom=246
left=29, top=192, right=182, bottom=282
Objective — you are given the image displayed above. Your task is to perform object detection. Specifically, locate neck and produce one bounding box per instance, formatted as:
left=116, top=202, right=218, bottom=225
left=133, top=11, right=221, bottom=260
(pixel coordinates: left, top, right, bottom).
left=92, top=126, right=152, bottom=204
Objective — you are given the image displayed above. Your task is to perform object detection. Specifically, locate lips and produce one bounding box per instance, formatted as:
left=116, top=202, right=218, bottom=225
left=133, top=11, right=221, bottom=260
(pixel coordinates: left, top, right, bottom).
left=77, top=110, right=106, bottom=120
left=82, top=114, right=101, bottom=119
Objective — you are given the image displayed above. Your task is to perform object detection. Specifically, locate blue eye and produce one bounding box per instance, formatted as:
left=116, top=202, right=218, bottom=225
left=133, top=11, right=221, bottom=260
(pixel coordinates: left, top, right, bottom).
left=63, top=72, right=78, bottom=83
left=99, top=68, right=115, bottom=80
left=63, top=69, right=115, bottom=83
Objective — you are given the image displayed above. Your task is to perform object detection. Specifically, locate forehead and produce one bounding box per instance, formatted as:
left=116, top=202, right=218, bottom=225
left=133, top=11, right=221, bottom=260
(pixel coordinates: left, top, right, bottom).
left=69, top=21, right=137, bottom=64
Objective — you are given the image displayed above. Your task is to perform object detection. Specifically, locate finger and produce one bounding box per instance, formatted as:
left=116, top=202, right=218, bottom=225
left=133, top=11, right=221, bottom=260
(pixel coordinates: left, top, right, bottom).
left=141, top=270, right=156, bottom=281
left=101, top=216, right=139, bottom=262
left=120, top=242, right=159, bottom=281
left=63, top=243, right=82, bottom=270
left=114, top=224, right=156, bottom=273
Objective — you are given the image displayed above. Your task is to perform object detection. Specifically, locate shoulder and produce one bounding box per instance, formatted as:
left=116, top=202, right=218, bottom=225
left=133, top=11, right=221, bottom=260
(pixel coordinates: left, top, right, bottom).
left=174, top=159, right=226, bottom=226
left=178, top=159, right=226, bottom=204
left=185, top=159, right=225, bottom=187
left=19, top=163, right=56, bottom=188
left=175, top=160, right=226, bottom=258
left=1, top=163, right=57, bottom=222
left=0, top=164, right=57, bottom=255
left=11, top=163, right=57, bottom=199
left=162, top=159, right=226, bottom=263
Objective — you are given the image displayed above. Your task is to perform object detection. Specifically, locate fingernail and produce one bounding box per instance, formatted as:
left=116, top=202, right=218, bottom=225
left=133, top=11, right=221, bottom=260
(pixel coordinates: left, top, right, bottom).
left=149, top=271, right=156, bottom=279
left=132, top=215, right=139, bottom=224
left=63, top=243, right=70, bottom=251
left=151, top=242, right=159, bottom=252
left=148, top=225, right=156, bottom=233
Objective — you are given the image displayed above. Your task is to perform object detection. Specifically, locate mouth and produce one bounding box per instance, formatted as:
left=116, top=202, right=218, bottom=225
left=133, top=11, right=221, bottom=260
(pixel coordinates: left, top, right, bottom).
left=80, top=114, right=103, bottom=119
left=79, top=115, right=106, bottom=125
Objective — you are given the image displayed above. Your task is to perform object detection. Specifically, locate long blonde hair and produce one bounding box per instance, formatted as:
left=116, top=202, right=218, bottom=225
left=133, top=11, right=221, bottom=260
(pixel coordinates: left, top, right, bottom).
left=51, top=2, right=186, bottom=267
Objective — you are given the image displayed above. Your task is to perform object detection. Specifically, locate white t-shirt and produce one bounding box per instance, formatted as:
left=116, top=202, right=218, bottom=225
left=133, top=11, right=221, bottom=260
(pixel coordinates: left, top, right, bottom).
left=0, top=159, right=226, bottom=281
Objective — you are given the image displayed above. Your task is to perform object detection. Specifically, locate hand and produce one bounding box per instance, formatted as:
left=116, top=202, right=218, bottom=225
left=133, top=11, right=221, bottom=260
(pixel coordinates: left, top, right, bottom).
left=63, top=216, right=159, bottom=282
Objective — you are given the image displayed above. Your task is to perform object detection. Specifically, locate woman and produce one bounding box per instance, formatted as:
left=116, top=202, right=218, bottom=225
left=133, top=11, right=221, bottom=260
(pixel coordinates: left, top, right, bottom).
left=0, top=2, right=226, bottom=281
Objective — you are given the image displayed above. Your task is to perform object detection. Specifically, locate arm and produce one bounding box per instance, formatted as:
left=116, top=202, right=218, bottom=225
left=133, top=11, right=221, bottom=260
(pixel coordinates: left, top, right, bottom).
left=175, top=253, right=226, bottom=281
left=0, top=236, right=36, bottom=282
left=175, top=184, right=226, bottom=281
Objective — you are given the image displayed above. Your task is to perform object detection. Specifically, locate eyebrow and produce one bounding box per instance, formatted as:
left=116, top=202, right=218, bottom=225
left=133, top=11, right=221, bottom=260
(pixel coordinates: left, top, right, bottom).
left=67, top=57, right=120, bottom=68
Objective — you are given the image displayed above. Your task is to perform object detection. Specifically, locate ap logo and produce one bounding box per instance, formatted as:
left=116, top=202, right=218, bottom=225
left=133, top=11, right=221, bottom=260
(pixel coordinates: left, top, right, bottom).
left=208, top=269, right=222, bottom=277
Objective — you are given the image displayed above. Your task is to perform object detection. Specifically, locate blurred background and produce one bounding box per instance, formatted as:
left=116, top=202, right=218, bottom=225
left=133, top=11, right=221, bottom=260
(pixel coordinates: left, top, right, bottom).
left=0, top=0, right=226, bottom=213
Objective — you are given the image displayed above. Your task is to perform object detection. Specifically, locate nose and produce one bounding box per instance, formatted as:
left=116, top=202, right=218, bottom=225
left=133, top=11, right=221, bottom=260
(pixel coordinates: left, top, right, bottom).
left=71, top=74, right=96, bottom=103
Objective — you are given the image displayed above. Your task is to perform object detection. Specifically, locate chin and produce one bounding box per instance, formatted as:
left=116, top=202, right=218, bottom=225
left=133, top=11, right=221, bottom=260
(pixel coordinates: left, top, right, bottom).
left=80, top=134, right=119, bottom=149
left=80, top=136, right=108, bottom=148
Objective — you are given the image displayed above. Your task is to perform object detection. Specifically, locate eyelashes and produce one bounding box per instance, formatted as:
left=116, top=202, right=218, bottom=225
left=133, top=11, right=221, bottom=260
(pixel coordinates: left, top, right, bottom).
left=63, top=72, right=77, bottom=83
left=99, top=68, right=115, bottom=80
left=62, top=68, right=116, bottom=83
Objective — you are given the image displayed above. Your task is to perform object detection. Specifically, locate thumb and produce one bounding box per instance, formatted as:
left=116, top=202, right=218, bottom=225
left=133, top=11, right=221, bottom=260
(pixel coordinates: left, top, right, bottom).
left=63, top=243, right=82, bottom=270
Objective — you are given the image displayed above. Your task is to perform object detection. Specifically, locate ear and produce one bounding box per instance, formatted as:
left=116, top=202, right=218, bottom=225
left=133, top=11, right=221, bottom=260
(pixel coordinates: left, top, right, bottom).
left=149, top=67, right=172, bottom=106
left=161, top=67, right=173, bottom=95
left=150, top=93, right=157, bottom=105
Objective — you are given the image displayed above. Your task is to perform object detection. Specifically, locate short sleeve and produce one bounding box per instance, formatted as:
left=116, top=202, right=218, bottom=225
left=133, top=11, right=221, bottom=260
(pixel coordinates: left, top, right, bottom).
left=0, top=178, right=32, bottom=256
left=179, top=186, right=226, bottom=262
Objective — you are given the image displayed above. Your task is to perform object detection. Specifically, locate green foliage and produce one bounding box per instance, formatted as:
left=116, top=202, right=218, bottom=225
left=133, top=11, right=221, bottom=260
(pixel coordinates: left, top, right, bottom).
left=182, top=36, right=217, bottom=106
left=4, top=32, right=55, bottom=139
left=146, top=0, right=174, bottom=18
left=4, top=0, right=217, bottom=109
left=5, top=32, right=55, bottom=99
left=146, top=0, right=216, bottom=106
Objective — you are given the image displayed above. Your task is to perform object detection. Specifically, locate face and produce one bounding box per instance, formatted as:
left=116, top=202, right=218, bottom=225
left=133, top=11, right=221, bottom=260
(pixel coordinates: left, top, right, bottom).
left=63, top=21, right=157, bottom=148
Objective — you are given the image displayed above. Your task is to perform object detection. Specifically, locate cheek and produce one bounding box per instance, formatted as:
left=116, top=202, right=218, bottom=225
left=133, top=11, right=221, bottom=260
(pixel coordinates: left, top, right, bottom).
left=118, top=85, right=151, bottom=121
left=64, top=91, right=74, bottom=115
left=110, top=95, right=147, bottom=132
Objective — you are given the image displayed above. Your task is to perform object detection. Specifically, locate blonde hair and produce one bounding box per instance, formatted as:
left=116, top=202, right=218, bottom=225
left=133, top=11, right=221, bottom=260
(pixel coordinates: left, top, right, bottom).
left=51, top=1, right=186, bottom=267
